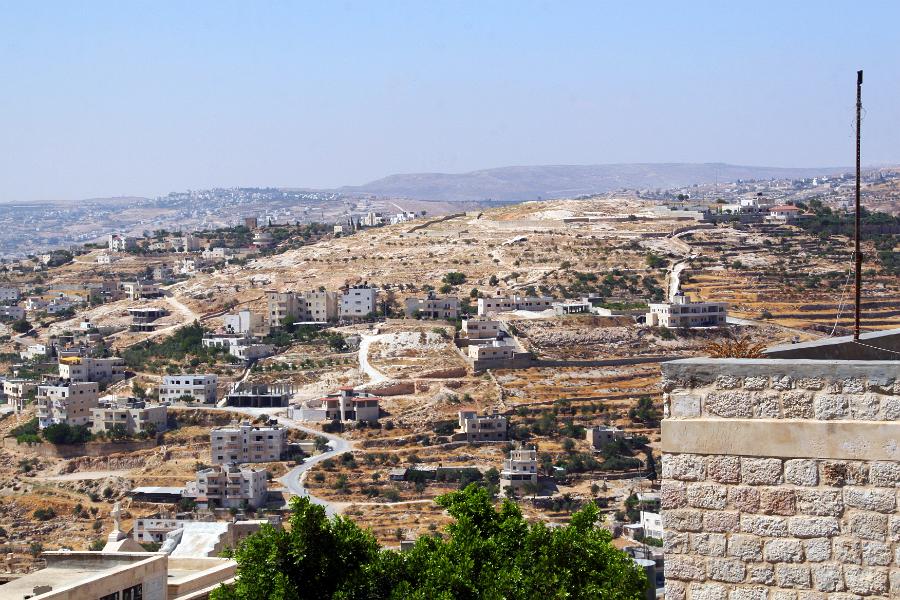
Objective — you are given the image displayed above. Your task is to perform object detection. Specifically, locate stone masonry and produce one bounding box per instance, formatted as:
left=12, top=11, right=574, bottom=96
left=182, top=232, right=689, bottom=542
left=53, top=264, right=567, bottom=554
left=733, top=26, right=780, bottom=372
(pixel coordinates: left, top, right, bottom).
left=661, top=358, right=899, bottom=599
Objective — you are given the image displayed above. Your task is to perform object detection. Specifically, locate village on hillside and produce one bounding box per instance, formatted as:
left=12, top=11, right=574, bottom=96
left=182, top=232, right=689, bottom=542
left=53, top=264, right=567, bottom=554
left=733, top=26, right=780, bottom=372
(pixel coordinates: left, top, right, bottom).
left=0, top=183, right=898, bottom=597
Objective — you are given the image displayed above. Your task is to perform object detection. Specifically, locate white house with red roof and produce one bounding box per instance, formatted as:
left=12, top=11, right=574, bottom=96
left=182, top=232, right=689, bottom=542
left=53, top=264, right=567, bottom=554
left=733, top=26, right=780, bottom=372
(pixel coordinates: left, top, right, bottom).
left=767, top=204, right=804, bottom=223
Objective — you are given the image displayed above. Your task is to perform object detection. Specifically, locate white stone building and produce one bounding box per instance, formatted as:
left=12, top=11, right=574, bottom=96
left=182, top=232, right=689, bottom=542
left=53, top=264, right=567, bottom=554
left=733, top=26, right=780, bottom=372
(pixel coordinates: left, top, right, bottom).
left=458, top=410, right=507, bottom=442
left=159, top=374, right=218, bottom=404
left=0, top=286, right=20, bottom=302
left=224, top=309, right=265, bottom=335
left=340, top=285, right=378, bottom=319
left=477, top=295, right=554, bottom=316
left=293, top=387, right=380, bottom=422
left=210, top=421, right=286, bottom=465
left=121, top=280, right=162, bottom=300
left=766, top=204, right=803, bottom=223
left=170, top=234, right=201, bottom=252
left=58, top=356, right=127, bottom=383
left=90, top=397, right=168, bottom=436
left=36, top=380, right=99, bottom=428
left=639, top=510, right=663, bottom=540
left=467, top=342, right=514, bottom=361
left=304, top=290, right=339, bottom=322
left=461, top=317, right=500, bottom=339
left=229, top=343, right=275, bottom=362
left=404, top=292, right=460, bottom=320
left=184, top=464, right=269, bottom=509
left=108, top=233, right=137, bottom=252
left=645, top=291, right=727, bottom=328
left=2, top=378, right=36, bottom=412
left=499, top=446, right=538, bottom=491
left=0, top=305, right=25, bottom=320
left=265, top=290, right=301, bottom=327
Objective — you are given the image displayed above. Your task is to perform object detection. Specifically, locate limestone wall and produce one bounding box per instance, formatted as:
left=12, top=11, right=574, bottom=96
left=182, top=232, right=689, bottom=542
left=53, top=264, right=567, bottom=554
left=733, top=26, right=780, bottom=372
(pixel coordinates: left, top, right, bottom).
left=660, top=358, right=900, bottom=599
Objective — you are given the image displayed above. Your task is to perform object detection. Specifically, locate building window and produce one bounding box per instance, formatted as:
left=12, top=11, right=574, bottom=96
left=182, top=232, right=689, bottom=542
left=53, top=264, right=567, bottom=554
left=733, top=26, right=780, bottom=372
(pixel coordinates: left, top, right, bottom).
left=122, top=584, right=143, bottom=600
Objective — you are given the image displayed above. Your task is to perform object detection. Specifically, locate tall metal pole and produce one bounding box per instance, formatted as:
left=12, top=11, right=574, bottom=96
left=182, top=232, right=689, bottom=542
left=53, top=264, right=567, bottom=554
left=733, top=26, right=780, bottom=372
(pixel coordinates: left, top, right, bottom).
left=854, top=70, right=863, bottom=340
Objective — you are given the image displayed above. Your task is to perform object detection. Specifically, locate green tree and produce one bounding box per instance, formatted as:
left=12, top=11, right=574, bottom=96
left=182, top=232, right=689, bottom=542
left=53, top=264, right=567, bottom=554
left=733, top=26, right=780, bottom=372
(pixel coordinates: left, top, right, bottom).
left=442, top=272, right=467, bottom=286
left=211, top=496, right=385, bottom=600
left=11, top=319, right=32, bottom=333
left=212, top=485, right=646, bottom=599
left=108, top=423, right=129, bottom=441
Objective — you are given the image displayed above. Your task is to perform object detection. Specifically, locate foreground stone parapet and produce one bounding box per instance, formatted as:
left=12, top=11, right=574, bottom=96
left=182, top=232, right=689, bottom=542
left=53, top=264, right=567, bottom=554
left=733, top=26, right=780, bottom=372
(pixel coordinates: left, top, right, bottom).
left=661, top=358, right=899, bottom=599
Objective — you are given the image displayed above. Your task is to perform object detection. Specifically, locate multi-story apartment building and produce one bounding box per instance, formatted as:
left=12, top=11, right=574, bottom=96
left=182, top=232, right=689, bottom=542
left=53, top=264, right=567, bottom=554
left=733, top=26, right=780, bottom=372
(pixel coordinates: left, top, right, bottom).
left=152, top=264, right=174, bottom=282
left=159, top=374, right=218, bottom=404
left=404, top=292, right=460, bottom=320
left=361, top=212, right=384, bottom=227
left=184, top=464, right=269, bottom=509
left=644, top=291, right=727, bottom=328
left=265, top=291, right=301, bottom=327
left=169, top=234, right=201, bottom=252
left=121, top=280, right=162, bottom=300
left=461, top=317, right=500, bottom=339
left=499, top=446, right=538, bottom=491
left=108, top=233, right=137, bottom=252
left=2, top=378, right=37, bottom=413
left=90, top=397, right=168, bottom=436
left=457, top=410, right=508, bottom=442
left=340, top=285, right=377, bottom=319
left=304, top=290, right=339, bottom=322
left=58, top=356, right=126, bottom=383
left=223, top=309, right=265, bottom=335
left=36, top=381, right=99, bottom=428
left=210, top=421, right=286, bottom=465
left=0, top=286, right=20, bottom=302
left=0, top=305, right=25, bottom=320
left=477, top=295, right=554, bottom=316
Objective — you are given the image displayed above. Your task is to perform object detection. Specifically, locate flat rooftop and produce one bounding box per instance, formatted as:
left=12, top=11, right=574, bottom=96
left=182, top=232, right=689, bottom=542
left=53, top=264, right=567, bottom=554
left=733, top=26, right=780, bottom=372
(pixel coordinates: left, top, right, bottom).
left=1, top=552, right=163, bottom=599
left=764, top=327, right=900, bottom=360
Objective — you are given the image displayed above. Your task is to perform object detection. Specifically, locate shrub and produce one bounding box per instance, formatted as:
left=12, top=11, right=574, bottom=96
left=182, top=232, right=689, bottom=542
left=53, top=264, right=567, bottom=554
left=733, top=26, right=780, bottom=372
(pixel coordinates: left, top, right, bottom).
left=34, top=507, right=57, bottom=521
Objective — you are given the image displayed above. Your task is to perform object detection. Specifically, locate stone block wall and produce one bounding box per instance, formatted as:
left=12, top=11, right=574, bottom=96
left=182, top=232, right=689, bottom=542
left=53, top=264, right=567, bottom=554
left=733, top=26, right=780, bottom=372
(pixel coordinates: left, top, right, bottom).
left=660, top=358, right=899, bottom=599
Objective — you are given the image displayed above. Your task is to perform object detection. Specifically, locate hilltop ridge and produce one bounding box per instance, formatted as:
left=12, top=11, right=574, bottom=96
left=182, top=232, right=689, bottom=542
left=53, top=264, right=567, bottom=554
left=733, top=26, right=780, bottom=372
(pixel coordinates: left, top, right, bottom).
left=343, top=162, right=851, bottom=201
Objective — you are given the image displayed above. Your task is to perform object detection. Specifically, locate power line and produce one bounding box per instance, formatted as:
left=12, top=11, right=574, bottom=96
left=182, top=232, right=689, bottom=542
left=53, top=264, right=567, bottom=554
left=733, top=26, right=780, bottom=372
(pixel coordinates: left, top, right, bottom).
left=829, top=253, right=854, bottom=337
left=850, top=340, right=900, bottom=357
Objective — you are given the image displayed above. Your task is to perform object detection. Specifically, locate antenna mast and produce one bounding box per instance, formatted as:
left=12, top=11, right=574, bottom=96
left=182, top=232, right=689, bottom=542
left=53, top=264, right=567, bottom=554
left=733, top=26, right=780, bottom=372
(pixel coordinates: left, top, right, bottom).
left=854, top=70, right=863, bottom=341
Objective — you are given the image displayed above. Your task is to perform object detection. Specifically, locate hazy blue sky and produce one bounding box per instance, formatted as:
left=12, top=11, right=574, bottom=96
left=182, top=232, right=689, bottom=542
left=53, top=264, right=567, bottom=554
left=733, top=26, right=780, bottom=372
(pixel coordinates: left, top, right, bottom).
left=1, top=1, right=898, bottom=201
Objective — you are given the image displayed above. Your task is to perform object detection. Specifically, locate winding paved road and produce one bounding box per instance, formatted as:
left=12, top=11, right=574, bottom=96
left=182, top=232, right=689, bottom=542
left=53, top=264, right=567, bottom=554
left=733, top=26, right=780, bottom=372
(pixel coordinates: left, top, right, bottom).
left=275, top=414, right=354, bottom=517
left=178, top=404, right=355, bottom=516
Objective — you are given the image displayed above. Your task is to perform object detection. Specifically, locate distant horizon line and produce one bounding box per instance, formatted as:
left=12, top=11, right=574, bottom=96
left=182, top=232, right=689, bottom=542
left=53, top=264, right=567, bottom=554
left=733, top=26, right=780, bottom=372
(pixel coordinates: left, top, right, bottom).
left=3, top=160, right=895, bottom=205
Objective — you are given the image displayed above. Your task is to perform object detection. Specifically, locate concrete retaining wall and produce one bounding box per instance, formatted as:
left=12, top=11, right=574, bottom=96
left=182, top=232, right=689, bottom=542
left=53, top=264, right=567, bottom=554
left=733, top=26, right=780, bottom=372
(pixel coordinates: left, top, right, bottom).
left=660, top=358, right=900, bottom=598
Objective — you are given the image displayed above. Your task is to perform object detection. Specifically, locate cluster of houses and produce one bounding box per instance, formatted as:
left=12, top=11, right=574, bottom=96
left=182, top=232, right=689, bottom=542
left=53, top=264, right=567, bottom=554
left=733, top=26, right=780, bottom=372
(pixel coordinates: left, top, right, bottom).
left=264, top=284, right=378, bottom=325
left=107, top=231, right=261, bottom=257
left=333, top=210, right=420, bottom=235
left=694, top=195, right=809, bottom=224
left=0, top=353, right=173, bottom=439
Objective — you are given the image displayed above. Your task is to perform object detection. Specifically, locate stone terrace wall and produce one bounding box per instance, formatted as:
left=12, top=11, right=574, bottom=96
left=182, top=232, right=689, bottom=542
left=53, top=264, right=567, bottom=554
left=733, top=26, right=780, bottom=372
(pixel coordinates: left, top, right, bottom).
left=660, top=358, right=899, bottom=599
